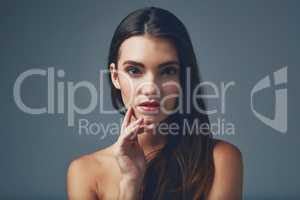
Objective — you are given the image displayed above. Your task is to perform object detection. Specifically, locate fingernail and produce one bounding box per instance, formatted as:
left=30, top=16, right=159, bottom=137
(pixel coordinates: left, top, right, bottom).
left=138, top=118, right=144, bottom=123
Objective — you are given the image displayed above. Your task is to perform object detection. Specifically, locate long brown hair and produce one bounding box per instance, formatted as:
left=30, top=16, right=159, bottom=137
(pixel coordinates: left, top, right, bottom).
left=107, top=7, right=215, bottom=200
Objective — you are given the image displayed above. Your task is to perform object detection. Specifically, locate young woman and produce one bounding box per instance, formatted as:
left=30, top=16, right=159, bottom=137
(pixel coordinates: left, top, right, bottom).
left=67, top=7, right=243, bottom=200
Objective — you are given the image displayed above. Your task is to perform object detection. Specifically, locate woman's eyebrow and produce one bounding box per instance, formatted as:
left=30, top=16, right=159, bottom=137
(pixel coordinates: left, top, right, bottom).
left=122, top=60, right=180, bottom=68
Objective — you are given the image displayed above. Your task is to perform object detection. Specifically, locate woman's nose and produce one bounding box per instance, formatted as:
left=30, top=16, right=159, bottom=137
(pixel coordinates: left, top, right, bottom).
left=141, top=82, right=159, bottom=95
left=138, top=75, right=160, bottom=96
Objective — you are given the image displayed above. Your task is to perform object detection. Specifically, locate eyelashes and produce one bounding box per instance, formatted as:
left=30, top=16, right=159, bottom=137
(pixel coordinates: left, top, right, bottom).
left=125, top=65, right=179, bottom=77
left=126, top=66, right=142, bottom=75
left=161, top=66, right=178, bottom=75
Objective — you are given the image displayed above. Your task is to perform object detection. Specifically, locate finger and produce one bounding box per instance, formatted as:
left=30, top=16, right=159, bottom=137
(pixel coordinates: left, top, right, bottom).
left=127, top=106, right=138, bottom=126
left=118, top=117, right=143, bottom=142
left=124, top=106, right=138, bottom=127
left=122, top=118, right=144, bottom=142
left=123, top=123, right=142, bottom=142
left=136, top=123, right=156, bottom=135
left=143, top=123, right=156, bottom=131
left=124, top=106, right=132, bottom=127
left=131, top=107, right=137, bottom=122
left=125, top=117, right=143, bottom=136
left=122, top=106, right=133, bottom=128
left=127, top=123, right=143, bottom=141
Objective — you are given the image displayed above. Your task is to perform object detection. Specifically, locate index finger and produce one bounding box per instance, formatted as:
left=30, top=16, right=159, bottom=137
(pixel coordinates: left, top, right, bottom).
left=123, top=106, right=137, bottom=127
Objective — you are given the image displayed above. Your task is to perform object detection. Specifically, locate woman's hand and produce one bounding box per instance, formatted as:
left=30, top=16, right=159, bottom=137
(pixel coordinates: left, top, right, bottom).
left=113, top=106, right=146, bottom=185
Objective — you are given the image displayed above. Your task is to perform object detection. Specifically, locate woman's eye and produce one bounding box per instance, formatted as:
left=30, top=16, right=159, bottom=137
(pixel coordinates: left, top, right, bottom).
left=126, top=66, right=142, bottom=75
left=161, top=67, right=178, bottom=75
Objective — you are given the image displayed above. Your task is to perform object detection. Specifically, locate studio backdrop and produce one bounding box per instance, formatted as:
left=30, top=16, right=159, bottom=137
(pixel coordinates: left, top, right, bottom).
left=0, top=0, right=299, bottom=199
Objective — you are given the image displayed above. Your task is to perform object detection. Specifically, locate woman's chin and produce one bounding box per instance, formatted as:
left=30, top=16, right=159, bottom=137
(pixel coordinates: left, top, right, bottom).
left=134, top=108, right=167, bottom=124
left=138, top=115, right=156, bottom=123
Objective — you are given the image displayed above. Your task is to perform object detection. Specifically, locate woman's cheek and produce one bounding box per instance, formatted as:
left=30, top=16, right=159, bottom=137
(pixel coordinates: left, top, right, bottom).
left=162, top=81, right=180, bottom=95
left=161, top=81, right=180, bottom=111
left=119, top=78, right=136, bottom=107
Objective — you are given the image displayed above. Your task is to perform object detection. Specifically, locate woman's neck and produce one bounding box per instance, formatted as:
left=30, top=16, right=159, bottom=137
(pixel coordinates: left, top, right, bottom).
left=138, top=126, right=167, bottom=158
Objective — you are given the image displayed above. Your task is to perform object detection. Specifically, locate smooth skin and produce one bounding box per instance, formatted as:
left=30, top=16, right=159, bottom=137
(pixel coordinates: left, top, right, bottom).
left=67, top=35, right=243, bottom=200
left=66, top=131, right=243, bottom=199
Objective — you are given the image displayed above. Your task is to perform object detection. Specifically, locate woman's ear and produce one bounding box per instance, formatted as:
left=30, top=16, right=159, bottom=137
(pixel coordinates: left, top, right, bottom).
left=109, top=63, right=121, bottom=90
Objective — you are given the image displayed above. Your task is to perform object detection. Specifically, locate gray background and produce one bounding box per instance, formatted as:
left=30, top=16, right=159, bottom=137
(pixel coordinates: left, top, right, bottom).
left=0, top=0, right=299, bottom=199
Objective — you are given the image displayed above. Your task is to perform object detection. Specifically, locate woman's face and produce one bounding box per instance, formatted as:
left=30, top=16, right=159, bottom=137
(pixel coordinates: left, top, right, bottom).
left=110, top=35, right=181, bottom=125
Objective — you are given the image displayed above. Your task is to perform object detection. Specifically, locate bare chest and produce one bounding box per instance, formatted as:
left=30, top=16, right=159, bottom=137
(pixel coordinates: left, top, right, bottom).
left=95, top=168, right=122, bottom=200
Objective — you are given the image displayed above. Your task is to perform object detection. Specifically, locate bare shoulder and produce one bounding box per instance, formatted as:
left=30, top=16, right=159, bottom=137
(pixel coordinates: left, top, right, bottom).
left=66, top=153, right=99, bottom=199
left=67, top=145, right=116, bottom=180
left=212, top=139, right=243, bottom=163
left=212, top=138, right=243, bottom=176
left=67, top=145, right=117, bottom=199
left=206, top=139, right=243, bottom=200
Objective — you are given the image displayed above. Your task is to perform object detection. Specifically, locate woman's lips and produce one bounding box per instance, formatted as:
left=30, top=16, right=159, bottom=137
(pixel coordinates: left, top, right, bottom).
left=138, top=105, right=160, bottom=112
left=137, top=100, right=160, bottom=114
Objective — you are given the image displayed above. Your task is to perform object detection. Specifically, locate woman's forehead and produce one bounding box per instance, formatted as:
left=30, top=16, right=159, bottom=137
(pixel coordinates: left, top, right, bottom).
left=118, top=35, right=179, bottom=67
